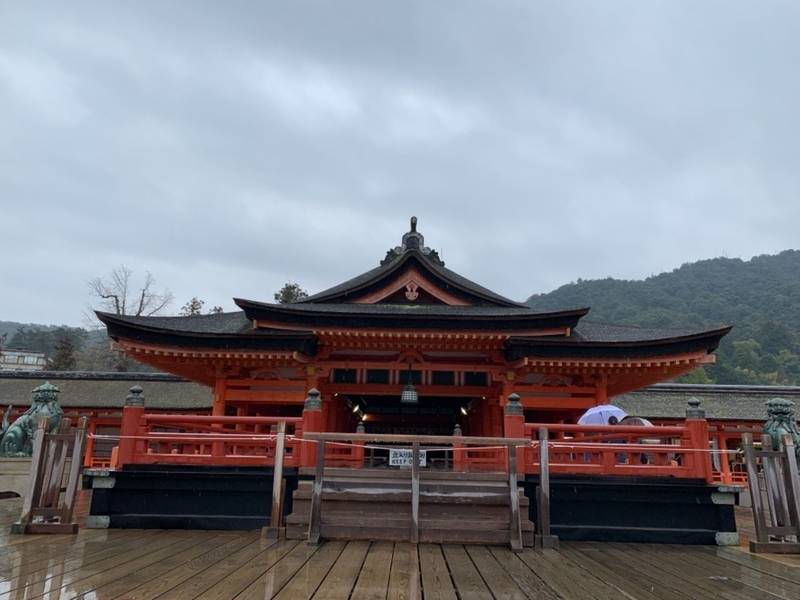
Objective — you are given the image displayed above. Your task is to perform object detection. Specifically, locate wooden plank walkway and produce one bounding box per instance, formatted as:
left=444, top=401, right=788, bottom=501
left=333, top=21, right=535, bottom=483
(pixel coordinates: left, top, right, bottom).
left=0, top=494, right=798, bottom=599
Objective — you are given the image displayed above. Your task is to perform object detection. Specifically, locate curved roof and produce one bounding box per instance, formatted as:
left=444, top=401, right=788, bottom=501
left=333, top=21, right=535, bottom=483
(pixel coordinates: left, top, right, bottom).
left=235, top=298, right=588, bottom=332
left=95, top=311, right=317, bottom=352
left=303, top=249, right=527, bottom=307
left=303, top=217, right=526, bottom=307
left=94, top=219, right=731, bottom=361
left=505, top=322, right=732, bottom=359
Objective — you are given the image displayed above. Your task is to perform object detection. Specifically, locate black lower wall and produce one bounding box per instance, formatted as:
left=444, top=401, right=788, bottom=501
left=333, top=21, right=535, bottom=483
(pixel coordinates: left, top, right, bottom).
left=89, top=465, right=298, bottom=530
left=522, top=475, right=737, bottom=544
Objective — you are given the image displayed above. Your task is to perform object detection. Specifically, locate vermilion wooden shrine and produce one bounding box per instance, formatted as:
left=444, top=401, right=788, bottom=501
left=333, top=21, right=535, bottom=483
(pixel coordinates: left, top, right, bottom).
left=89, top=218, right=737, bottom=544
left=98, top=217, right=729, bottom=441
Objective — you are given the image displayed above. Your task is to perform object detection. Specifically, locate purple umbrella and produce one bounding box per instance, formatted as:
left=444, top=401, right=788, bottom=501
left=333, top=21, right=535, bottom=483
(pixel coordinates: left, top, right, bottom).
left=577, top=404, right=627, bottom=425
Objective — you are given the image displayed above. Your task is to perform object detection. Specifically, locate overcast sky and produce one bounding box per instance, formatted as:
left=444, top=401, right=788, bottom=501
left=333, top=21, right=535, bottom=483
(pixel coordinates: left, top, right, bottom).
left=2, top=2, right=799, bottom=326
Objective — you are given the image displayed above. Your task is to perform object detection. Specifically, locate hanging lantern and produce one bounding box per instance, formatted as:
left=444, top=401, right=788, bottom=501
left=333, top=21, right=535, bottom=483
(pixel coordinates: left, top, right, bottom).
left=400, top=364, right=418, bottom=405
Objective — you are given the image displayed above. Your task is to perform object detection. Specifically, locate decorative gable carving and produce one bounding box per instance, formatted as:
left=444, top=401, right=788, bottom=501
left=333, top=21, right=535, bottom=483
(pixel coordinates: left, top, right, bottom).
left=353, top=267, right=470, bottom=306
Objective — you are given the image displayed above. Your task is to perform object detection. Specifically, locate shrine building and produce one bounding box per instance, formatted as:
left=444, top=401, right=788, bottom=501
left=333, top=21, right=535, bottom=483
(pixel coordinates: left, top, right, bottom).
left=97, top=217, right=730, bottom=438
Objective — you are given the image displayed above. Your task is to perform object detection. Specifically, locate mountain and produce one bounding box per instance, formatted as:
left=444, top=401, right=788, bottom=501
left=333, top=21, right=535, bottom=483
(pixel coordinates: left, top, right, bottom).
left=527, top=250, right=800, bottom=385
left=0, top=320, right=149, bottom=372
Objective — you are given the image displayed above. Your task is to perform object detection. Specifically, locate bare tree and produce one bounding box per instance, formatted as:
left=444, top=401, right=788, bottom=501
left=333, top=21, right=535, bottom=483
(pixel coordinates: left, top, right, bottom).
left=88, top=266, right=174, bottom=316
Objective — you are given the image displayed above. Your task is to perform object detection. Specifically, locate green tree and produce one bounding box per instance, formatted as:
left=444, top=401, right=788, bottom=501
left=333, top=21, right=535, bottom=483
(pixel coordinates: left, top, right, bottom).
left=274, top=282, right=308, bottom=304
left=180, top=297, right=205, bottom=316
left=48, top=335, right=77, bottom=371
left=677, top=367, right=713, bottom=385
left=527, top=249, right=800, bottom=385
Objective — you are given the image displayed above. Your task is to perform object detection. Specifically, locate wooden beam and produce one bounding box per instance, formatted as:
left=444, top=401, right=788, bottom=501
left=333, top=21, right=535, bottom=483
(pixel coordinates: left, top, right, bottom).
left=264, top=421, right=286, bottom=539
left=411, top=442, right=420, bottom=544
left=307, top=439, right=325, bottom=546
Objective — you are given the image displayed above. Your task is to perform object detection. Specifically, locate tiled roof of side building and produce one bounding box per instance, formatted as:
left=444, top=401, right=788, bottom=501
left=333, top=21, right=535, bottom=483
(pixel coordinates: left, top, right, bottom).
left=0, top=371, right=212, bottom=410
left=2, top=372, right=794, bottom=421
left=615, top=383, right=800, bottom=421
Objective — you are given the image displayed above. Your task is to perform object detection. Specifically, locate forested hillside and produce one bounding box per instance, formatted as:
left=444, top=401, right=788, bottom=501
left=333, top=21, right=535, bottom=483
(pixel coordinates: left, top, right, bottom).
left=0, top=321, right=151, bottom=372
left=527, top=250, right=800, bottom=385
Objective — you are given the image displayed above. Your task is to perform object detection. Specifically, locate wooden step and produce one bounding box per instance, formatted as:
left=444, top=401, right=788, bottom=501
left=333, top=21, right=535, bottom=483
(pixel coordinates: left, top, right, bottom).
left=316, top=479, right=512, bottom=495
left=301, top=467, right=510, bottom=482
left=286, top=513, right=534, bottom=531
left=290, top=499, right=522, bottom=519
left=286, top=523, right=534, bottom=546
left=287, top=467, right=535, bottom=547
left=291, top=486, right=529, bottom=507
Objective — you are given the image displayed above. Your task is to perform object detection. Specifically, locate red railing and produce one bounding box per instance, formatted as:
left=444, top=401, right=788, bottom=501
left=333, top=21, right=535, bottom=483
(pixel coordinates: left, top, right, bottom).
left=111, top=414, right=303, bottom=468
left=520, top=422, right=714, bottom=482
left=107, top=407, right=715, bottom=485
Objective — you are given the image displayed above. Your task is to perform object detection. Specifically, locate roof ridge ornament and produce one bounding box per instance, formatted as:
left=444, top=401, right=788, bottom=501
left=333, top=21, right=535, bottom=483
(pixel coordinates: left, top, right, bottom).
left=380, top=216, right=445, bottom=267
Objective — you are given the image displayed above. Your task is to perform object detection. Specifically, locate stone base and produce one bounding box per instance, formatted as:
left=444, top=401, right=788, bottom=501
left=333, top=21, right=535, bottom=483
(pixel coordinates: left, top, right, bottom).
left=86, top=464, right=298, bottom=530
left=523, top=474, right=739, bottom=545
left=0, top=457, right=32, bottom=498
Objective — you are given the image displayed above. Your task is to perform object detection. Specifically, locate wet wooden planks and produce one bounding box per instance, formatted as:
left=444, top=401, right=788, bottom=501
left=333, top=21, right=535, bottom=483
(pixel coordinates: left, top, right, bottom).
left=2, top=496, right=800, bottom=599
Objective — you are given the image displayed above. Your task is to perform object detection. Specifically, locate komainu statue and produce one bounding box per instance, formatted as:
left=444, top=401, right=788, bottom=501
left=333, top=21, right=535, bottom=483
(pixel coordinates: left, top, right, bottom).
left=0, top=382, right=64, bottom=457
left=763, top=397, right=800, bottom=460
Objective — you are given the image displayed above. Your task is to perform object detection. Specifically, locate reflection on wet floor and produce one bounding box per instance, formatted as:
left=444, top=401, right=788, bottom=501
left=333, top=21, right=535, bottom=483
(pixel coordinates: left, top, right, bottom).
left=0, top=492, right=798, bottom=599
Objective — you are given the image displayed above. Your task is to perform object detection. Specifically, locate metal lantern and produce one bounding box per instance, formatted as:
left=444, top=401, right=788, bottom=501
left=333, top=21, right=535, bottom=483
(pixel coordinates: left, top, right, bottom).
left=400, top=364, right=418, bottom=405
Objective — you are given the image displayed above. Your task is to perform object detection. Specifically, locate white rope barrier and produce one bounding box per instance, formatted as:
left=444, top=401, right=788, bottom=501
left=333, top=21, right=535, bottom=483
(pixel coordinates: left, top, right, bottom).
left=87, top=432, right=742, bottom=454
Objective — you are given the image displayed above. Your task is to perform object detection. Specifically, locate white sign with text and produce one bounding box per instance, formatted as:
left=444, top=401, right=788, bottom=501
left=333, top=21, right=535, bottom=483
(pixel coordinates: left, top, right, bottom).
left=389, top=448, right=427, bottom=467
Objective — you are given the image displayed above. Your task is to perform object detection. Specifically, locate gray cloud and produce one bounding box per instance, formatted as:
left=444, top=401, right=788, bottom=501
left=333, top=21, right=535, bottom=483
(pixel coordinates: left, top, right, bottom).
left=1, top=1, right=799, bottom=325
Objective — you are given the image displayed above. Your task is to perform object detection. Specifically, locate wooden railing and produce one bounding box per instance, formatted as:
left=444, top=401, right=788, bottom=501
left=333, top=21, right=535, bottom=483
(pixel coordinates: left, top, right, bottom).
left=521, top=422, right=714, bottom=483
left=111, top=414, right=303, bottom=468
left=13, top=417, right=88, bottom=534
left=107, top=405, right=712, bottom=485
left=743, top=433, right=800, bottom=553
left=301, top=432, right=532, bottom=550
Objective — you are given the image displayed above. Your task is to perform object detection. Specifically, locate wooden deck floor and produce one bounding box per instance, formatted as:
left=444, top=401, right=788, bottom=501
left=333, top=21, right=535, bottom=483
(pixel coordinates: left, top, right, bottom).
left=1, top=494, right=799, bottom=599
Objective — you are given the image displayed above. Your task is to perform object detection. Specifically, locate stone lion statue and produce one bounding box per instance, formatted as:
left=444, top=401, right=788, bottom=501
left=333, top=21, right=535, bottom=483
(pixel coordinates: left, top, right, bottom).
left=763, top=397, right=800, bottom=460
left=0, top=381, right=64, bottom=457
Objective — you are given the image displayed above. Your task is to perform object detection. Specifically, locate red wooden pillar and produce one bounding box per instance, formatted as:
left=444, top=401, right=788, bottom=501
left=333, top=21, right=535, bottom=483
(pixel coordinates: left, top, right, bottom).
left=301, top=388, right=323, bottom=468
left=718, top=429, right=732, bottom=484
left=685, top=398, right=713, bottom=483
left=212, top=378, right=226, bottom=417
left=503, top=393, right=525, bottom=474
left=595, top=374, right=608, bottom=405
left=115, top=385, right=145, bottom=469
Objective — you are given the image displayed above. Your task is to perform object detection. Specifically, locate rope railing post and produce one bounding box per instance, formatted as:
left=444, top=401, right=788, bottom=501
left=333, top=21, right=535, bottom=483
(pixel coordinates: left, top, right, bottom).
left=411, top=441, right=420, bottom=544
left=264, top=420, right=286, bottom=539
left=453, top=423, right=465, bottom=472
left=507, top=442, right=522, bottom=551
left=782, top=434, right=800, bottom=535
left=17, top=417, right=48, bottom=529
left=536, top=426, right=558, bottom=549
left=307, top=439, right=325, bottom=545
left=63, top=417, right=88, bottom=523
left=743, top=433, right=768, bottom=543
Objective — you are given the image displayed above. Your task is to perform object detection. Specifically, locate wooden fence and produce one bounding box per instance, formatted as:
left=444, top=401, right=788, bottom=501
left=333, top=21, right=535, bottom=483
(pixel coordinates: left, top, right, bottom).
left=13, top=416, right=88, bottom=534
left=743, top=433, right=800, bottom=553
